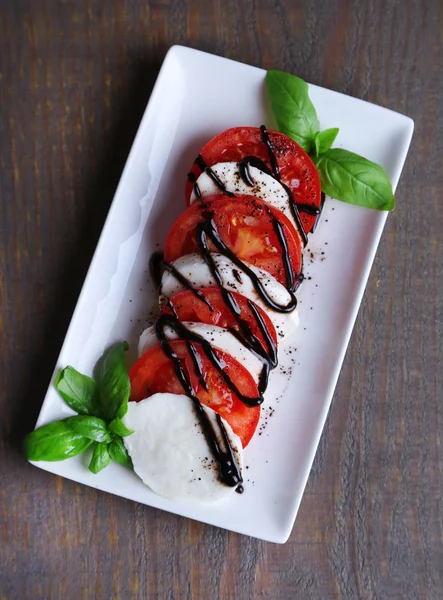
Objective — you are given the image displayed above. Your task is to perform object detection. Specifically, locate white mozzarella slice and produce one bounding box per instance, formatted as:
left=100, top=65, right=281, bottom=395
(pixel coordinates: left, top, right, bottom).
left=122, top=393, right=243, bottom=503
left=159, top=253, right=299, bottom=343
left=138, top=322, right=262, bottom=383
left=190, top=161, right=296, bottom=228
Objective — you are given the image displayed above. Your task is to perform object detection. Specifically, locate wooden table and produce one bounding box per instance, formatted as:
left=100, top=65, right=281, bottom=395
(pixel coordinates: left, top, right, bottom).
left=1, top=1, right=442, bottom=598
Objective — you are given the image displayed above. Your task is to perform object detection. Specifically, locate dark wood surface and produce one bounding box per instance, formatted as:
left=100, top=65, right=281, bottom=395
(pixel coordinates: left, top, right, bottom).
left=1, top=0, right=442, bottom=598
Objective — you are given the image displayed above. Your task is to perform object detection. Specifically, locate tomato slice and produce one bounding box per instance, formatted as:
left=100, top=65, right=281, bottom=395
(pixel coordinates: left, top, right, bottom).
left=129, top=340, right=260, bottom=447
left=185, top=126, right=321, bottom=234
left=160, top=287, right=278, bottom=358
left=164, top=194, right=303, bottom=289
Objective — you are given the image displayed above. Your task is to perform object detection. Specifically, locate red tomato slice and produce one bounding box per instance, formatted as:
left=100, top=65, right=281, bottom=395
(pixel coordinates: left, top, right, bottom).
left=129, top=340, right=260, bottom=447
left=185, top=126, right=321, bottom=234
left=164, top=194, right=303, bottom=289
left=160, top=287, right=278, bottom=357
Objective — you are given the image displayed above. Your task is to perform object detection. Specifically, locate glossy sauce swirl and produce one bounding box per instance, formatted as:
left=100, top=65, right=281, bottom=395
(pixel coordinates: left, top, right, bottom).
left=155, top=314, right=243, bottom=488
left=187, top=126, right=325, bottom=239
left=151, top=126, right=324, bottom=488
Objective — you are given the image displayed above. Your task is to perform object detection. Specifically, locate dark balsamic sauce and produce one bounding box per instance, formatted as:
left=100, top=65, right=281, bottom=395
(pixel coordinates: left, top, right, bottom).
left=150, top=251, right=165, bottom=287
left=154, top=315, right=243, bottom=488
left=232, top=269, right=243, bottom=284
left=238, top=154, right=319, bottom=223
left=196, top=217, right=298, bottom=313
left=259, top=125, right=280, bottom=180
left=155, top=125, right=328, bottom=489
left=311, top=192, right=326, bottom=233
left=188, top=136, right=323, bottom=243
left=188, top=154, right=235, bottom=199
left=238, top=156, right=272, bottom=185
left=266, top=205, right=295, bottom=292
left=187, top=172, right=202, bottom=201
left=259, top=125, right=309, bottom=247
left=194, top=154, right=207, bottom=171
left=299, top=203, right=321, bottom=216
left=186, top=340, right=209, bottom=392
left=204, top=166, right=235, bottom=197
left=161, top=261, right=214, bottom=311
left=156, top=314, right=263, bottom=407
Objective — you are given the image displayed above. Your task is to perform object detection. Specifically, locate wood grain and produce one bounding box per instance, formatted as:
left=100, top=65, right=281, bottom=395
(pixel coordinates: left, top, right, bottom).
left=1, top=0, right=442, bottom=598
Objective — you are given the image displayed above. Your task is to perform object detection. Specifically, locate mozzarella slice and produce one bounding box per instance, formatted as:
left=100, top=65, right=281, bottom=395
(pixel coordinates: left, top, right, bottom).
left=190, top=161, right=296, bottom=229
left=159, top=253, right=299, bottom=343
left=138, top=322, right=263, bottom=383
left=123, top=393, right=243, bottom=503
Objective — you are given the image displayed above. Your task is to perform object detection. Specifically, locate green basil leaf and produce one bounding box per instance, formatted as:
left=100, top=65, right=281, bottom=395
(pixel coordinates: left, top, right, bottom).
left=108, top=437, right=133, bottom=469
left=312, top=148, right=395, bottom=210
left=24, top=420, right=93, bottom=462
left=55, top=366, right=97, bottom=415
left=266, top=70, right=319, bottom=153
left=65, top=415, right=111, bottom=443
left=88, top=441, right=111, bottom=474
left=108, top=418, right=134, bottom=438
left=94, top=342, right=130, bottom=421
left=313, top=127, right=339, bottom=156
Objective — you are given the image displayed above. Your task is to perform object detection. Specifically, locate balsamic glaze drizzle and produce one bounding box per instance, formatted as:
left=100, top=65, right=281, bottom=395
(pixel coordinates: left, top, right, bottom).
left=156, top=314, right=263, bottom=407
left=161, top=261, right=214, bottom=311
left=154, top=315, right=243, bottom=488
left=150, top=251, right=165, bottom=288
left=190, top=154, right=236, bottom=199
left=259, top=125, right=281, bottom=180
left=187, top=128, right=326, bottom=245
left=260, top=125, right=309, bottom=247
left=160, top=126, right=327, bottom=487
left=311, top=192, right=326, bottom=234
left=204, top=166, right=235, bottom=197
left=238, top=156, right=271, bottom=186
left=266, top=205, right=295, bottom=292
left=164, top=280, right=278, bottom=396
left=187, top=172, right=202, bottom=201
left=195, top=217, right=298, bottom=313
left=238, top=155, right=320, bottom=219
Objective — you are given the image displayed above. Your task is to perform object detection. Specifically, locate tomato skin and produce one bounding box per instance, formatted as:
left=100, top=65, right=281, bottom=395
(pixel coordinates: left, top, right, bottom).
left=160, top=287, right=278, bottom=356
left=164, top=194, right=303, bottom=288
left=185, top=126, right=321, bottom=233
left=129, top=340, right=260, bottom=447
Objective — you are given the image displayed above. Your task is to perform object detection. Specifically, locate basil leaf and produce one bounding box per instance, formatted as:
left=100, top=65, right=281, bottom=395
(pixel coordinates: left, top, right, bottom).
left=65, top=415, right=111, bottom=443
left=108, top=437, right=133, bottom=469
left=24, top=420, right=93, bottom=462
left=88, top=441, right=111, bottom=474
left=55, top=367, right=97, bottom=415
left=313, top=127, right=339, bottom=156
left=94, top=342, right=130, bottom=421
left=108, top=418, right=134, bottom=438
left=312, top=148, right=395, bottom=210
left=266, top=70, right=319, bottom=153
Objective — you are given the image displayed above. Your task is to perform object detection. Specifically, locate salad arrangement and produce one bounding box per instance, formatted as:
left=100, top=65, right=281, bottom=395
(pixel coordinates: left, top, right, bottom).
left=25, top=71, right=394, bottom=503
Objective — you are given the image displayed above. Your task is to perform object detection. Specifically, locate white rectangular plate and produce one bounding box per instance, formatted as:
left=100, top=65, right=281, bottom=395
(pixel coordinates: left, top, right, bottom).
left=32, top=46, right=413, bottom=543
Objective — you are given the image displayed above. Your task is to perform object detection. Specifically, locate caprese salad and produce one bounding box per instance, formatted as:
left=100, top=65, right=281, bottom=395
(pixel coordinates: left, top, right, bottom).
left=26, top=70, right=395, bottom=507
left=122, top=125, right=323, bottom=503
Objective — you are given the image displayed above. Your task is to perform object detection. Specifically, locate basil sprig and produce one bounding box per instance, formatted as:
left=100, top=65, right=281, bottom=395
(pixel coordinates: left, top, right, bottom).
left=108, top=437, right=133, bottom=468
left=89, top=442, right=112, bottom=474
left=25, top=342, right=134, bottom=475
left=65, top=415, right=112, bottom=443
left=54, top=367, right=97, bottom=415
left=94, top=342, right=130, bottom=421
left=312, top=149, right=395, bottom=210
left=24, top=421, right=93, bottom=462
left=108, top=418, right=134, bottom=437
left=266, top=70, right=395, bottom=211
left=266, top=69, right=319, bottom=153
